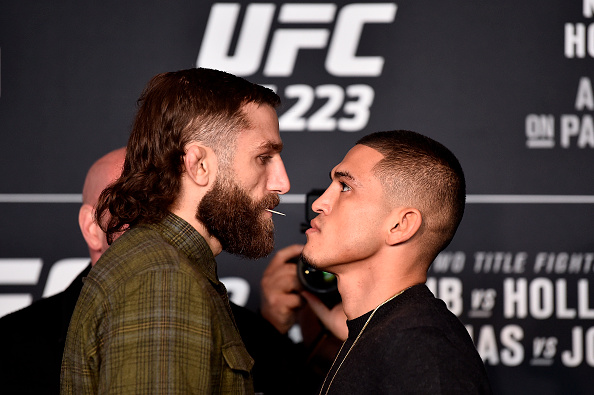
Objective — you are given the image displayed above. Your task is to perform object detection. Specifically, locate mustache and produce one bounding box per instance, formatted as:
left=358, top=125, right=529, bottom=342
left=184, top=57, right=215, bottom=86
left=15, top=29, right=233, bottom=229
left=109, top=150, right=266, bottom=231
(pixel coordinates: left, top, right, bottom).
left=259, top=193, right=280, bottom=210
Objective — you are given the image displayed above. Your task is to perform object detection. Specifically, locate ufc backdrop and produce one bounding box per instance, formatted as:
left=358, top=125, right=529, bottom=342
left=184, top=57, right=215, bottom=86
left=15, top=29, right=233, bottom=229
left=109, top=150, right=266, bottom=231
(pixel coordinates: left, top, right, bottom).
left=0, top=0, right=593, bottom=393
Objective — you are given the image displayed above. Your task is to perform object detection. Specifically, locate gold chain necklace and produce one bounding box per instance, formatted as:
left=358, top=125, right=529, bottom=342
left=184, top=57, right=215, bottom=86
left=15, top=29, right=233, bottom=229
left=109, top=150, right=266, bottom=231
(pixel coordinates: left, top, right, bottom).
left=319, top=288, right=410, bottom=395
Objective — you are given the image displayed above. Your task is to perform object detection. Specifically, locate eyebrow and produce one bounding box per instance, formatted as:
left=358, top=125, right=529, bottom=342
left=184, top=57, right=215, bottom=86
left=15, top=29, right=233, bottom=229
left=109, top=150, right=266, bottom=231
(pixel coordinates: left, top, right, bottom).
left=331, top=170, right=362, bottom=187
left=258, top=140, right=283, bottom=153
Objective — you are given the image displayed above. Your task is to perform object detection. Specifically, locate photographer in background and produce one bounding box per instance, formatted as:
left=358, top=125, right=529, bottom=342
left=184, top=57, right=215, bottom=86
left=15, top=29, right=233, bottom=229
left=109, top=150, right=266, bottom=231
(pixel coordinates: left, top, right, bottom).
left=262, top=244, right=347, bottom=341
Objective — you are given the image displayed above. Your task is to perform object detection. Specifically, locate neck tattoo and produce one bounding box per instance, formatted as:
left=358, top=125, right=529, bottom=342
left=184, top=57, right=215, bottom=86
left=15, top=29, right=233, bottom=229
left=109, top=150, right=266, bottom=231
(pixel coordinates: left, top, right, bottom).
left=319, top=287, right=411, bottom=395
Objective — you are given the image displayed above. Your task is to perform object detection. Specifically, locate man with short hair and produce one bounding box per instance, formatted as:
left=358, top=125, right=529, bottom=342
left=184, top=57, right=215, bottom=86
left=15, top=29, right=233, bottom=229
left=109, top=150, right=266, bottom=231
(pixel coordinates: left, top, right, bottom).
left=61, top=68, right=290, bottom=393
left=302, top=130, right=491, bottom=394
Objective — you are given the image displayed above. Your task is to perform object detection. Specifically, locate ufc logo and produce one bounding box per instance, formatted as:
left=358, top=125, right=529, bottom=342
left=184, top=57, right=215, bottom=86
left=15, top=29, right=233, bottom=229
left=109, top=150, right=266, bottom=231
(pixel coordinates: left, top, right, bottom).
left=196, top=3, right=397, bottom=77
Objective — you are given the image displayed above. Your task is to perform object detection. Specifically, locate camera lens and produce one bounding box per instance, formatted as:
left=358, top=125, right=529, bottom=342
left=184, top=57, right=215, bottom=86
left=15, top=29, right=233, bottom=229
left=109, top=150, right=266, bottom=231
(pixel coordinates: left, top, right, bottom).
left=297, top=258, right=337, bottom=294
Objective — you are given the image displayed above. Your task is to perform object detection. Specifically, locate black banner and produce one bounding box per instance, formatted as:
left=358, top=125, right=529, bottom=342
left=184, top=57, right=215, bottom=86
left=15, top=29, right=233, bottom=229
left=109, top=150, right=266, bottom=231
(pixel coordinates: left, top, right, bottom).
left=1, top=1, right=593, bottom=393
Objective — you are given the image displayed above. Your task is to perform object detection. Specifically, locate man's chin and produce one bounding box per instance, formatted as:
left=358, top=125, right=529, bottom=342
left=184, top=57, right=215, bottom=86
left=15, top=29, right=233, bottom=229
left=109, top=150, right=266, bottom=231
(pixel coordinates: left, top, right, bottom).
left=300, top=251, right=323, bottom=271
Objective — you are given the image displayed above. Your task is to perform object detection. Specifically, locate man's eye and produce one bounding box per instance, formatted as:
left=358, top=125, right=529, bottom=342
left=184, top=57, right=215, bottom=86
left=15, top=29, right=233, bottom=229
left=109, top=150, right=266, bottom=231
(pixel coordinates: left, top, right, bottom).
left=340, top=182, right=351, bottom=192
left=258, top=155, right=272, bottom=164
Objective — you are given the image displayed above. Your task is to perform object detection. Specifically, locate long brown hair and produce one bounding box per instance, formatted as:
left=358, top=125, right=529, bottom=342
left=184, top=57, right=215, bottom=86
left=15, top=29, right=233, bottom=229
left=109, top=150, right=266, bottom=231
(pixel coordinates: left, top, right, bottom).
left=96, top=68, right=280, bottom=243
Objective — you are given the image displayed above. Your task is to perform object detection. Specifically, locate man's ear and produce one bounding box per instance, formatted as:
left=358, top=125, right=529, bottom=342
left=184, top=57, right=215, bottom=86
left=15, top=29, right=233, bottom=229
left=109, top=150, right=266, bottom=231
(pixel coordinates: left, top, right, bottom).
left=78, top=204, right=103, bottom=252
left=183, top=144, right=214, bottom=187
left=386, top=208, right=422, bottom=246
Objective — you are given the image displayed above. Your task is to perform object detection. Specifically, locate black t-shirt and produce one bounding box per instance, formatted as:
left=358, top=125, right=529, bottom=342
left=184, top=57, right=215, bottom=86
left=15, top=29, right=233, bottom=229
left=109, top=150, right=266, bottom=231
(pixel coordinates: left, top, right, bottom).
left=319, top=284, right=492, bottom=395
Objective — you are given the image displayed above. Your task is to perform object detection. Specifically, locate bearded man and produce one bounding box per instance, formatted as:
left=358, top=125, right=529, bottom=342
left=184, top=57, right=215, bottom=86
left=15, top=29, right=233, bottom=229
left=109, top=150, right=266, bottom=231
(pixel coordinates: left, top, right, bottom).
left=61, top=68, right=290, bottom=394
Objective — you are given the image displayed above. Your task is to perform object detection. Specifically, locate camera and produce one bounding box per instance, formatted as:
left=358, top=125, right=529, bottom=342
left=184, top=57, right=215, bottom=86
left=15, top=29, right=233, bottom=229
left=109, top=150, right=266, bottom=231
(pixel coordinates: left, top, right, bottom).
left=295, top=189, right=341, bottom=308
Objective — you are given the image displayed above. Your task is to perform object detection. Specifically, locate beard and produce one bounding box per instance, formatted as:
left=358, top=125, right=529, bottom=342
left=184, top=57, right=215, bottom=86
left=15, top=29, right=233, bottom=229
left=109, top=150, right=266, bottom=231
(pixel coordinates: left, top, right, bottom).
left=196, top=173, right=280, bottom=259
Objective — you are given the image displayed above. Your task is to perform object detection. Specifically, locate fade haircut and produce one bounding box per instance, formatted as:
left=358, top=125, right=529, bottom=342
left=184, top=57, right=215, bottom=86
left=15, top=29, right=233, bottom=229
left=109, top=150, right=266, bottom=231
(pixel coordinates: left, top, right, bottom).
left=96, top=68, right=280, bottom=243
left=357, top=130, right=466, bottom=261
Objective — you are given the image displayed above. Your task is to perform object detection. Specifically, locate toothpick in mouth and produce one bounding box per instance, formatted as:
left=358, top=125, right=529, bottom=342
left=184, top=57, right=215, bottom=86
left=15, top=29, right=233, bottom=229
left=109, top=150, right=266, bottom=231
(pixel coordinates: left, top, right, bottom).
left=265, top=208, right=286, bottom=216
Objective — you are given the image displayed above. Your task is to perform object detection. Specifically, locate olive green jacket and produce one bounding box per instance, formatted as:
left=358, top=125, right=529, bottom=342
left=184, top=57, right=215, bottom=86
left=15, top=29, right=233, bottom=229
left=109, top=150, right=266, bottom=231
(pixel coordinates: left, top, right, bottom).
left=61, top=213, right=254, bottom=394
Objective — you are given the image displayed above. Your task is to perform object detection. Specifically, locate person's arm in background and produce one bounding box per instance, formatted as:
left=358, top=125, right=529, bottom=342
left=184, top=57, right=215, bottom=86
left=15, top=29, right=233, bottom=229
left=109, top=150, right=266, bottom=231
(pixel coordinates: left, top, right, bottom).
left=261, top=244, right=348, bottom=341
left=260, top=244, right=305, bottom=334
